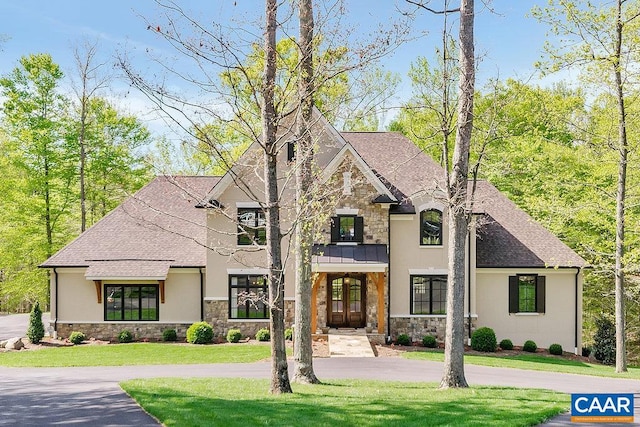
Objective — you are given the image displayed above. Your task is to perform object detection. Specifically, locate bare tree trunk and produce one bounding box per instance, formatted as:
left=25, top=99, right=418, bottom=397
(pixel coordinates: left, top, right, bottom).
left=440, top=0, right=474, bottom=389
left=292, top=0, right=320, bottom=385
left=263, top=0, right=292, bottom=394
left=613, top=0, right=627, bottom=373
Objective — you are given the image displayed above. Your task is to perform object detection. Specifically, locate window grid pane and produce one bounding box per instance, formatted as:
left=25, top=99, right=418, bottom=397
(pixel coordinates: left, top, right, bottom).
left=229, top=275, right=268, bottom=319
left=420, top=210, right=442, bottom=245
left=104, top=285, right=158, bottom=321
left=519, top=276, right=536, bottom=312
left=237, top=208, right=266, bottom=246
left=411, top=275, right=447, bottom=315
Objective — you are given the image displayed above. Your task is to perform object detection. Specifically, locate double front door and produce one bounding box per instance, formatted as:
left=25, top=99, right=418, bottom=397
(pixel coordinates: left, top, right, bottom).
left=328, top=274, right=366, bottom=328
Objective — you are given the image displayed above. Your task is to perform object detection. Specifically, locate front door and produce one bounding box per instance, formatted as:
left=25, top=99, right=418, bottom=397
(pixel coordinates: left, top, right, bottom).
left=328, top=274, right=366, bottom=328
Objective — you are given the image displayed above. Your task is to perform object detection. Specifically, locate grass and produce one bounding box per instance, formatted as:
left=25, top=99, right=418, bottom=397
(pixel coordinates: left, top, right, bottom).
left=403, top=349, right=640, bottom=379
left=0, top=342, right=272, bottom=367
left=121, top=378, right=569, bottom=427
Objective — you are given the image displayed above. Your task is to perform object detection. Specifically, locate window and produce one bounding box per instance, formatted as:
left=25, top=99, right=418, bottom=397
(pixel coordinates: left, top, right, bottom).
left=287, top=141, right=296, bottom=162
left=238, top=208, right=266, bottom=245
left=509, top=275, right=546, bottom=313
left=229, top=275, right=269, bottom=319
left=420, top=209, right=443, bottom=246
left=410, top=275, right=447, bottom=314
left=105, top=285, right=159, bottom=321
left=330, top=215, right=363, bottom=243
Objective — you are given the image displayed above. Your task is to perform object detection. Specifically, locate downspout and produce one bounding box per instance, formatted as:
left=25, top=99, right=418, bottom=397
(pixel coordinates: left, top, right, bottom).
left=574, top=267, right=581, bottom=355
left=200, top=268, right=205, bottom=321
left=53, top=268, right=58, bottom=339
left=386, top=208, right=391, bottom=343
left=467, top=230, right=472, bottom=345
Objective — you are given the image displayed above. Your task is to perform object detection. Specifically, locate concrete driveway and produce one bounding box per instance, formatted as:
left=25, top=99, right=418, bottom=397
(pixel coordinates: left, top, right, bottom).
left=1, top=358, right=640, bottom=426
left=0, top=312, right=51, bottom=341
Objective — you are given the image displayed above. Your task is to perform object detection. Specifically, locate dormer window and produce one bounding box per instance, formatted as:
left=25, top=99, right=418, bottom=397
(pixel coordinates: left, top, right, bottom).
left=331, top=215, right=363, bottom=243
left=420, top=209, right=442, bottom=246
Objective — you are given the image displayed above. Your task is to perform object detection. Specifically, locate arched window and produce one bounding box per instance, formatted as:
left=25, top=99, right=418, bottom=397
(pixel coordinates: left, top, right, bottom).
left=420, top=209, right=442, bottom=246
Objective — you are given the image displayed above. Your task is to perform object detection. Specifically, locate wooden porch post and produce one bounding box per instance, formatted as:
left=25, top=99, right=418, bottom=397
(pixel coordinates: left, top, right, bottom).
left=375, top=272, right=385, bottom=334
left=94, top=280, right=102, bottom=303
left=311, top=273, right=324, bottom=334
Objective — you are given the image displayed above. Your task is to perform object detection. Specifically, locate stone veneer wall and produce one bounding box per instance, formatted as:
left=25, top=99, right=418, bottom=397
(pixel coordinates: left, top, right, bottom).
left=204, top=299, right=295, bottom=339
left=54, top=322, right=192, bottom=342
left=390, top=316, right=477, bottom=344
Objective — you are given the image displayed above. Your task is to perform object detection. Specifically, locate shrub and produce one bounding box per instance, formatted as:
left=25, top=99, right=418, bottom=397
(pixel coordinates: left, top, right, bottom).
left=422, top=335, right=437, bottom=348
left=69, top=331, right=86, bottom=345
left=118, top=330, right=133, bottom=343
left=582, top=347, right=592, bottom=358
left=523, top=340, right=537, bottom=353
left=593, top=316, right=615, bottom=365
left=187, top=322, right=214, bottom=344
left=284, top=328, right=293, bottom=341
left=162, top=329, right=178, bottom=342
left=255, top=328, right=270, bottom=342
left=226, top=328, right=242, bottom=343
left=549, top=343, right=563, bottom=355
left=396, top=334, right=411, bottom=346
left=471, top=327, right=497, bottom=352
left=499, top=339, right=513, bottom=350
left=26, top=301, right=45, bottom=344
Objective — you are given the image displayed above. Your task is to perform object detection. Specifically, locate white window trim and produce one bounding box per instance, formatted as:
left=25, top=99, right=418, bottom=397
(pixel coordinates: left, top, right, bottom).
left=417, top=201, right=445, bottom=213
left=409, top=268, right=448, bottom=276
left=514, top=312, right=542, bottom=316
left=227, top=268, right=269, bottom=275
left=336, top=208, right=359, bottom=215
left=236, top=201, right=261, bottom=208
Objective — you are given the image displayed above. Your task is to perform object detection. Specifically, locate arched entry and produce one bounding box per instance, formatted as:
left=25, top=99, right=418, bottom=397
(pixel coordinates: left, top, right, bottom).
left=328, top=274, right=366, bottom=328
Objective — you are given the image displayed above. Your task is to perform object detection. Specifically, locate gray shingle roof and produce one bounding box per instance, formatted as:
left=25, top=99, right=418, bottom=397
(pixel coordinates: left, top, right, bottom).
left=342, top=132, right=586, bottom=268
left=41, top=176, right=219, bottom=269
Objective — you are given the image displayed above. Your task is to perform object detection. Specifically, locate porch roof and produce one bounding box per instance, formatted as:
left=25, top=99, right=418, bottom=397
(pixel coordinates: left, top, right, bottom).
left=311, top=244, right=388, bottom=272
left=85, top=260, right=171, bottom=281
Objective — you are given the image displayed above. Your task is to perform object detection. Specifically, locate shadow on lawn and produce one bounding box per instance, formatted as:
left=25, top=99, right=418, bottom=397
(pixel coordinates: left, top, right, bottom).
left=501, top=354, right=592, bottom=368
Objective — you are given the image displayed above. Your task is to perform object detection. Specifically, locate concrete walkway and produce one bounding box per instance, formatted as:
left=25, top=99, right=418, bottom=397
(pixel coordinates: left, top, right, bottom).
left=327, top=328, right=375, bottom=357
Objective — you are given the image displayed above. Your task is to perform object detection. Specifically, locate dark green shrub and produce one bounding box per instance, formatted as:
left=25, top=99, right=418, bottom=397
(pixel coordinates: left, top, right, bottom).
left=549, top=343, right=563, bottom=355
left=396, top=334, right=411, bottom=346
left=284, top=328, right=293, bottom=341
left=162, top=329, right=178, bottom=342
left=593, top=316, right=615, bottom=365
left=69, top=331, right=86, bottom=345
left=187, top=322, right=214, bottom=344
left=255, top=328, right=270, bottom=342
left=471, top=327, right=497, bottom=352
left=499, top=339, right=513, bottom=350
left=226, top=328, right=242, bottom=343
left=118, top=330, right=133, bottom=343
left=582, top=347, right=591, bottom=358
left=523, top=340, right=537, bottom=353
left=422, top=335, right=437, bottom=348
left=26, top=301, right=45, bottom=344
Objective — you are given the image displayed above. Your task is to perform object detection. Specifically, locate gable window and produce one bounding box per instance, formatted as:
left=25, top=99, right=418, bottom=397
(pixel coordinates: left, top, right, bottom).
left=229, top=275, right=269, bottom=319
left=287, top=141, right=296, bottom=162
left=410, top=275, right=447, bottom=315
left=420, top=209, right=443, bottom=246
left=331, top=215, right=363, bottom=243
left=509, top=275, right=545, bottom=314
left=238, top=208, right=266, bottom=246
left=105, top=285, right=159, bottom=321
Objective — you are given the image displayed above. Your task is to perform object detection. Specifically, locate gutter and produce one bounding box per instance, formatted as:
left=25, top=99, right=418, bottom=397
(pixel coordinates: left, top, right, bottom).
left=574, top=267, right=581, bottom=355
left=200, top=268, right=205, bottom=321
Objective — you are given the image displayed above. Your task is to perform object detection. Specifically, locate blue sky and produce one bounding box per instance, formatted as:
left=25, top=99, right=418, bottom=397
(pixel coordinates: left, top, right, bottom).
left=0, top=1, right=555, bottom=135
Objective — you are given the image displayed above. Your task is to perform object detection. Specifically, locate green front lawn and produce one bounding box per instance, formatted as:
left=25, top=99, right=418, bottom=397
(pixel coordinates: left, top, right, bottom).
left=403, top=350, right=640, bottom=379
left=0, top=342, right=272, bottom=367
left=121, top=378, right=569, bottom=427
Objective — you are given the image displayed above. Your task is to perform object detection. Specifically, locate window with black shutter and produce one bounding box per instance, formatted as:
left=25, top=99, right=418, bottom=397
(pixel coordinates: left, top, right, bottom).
left=509, top=275, right=545, bottom=313
left=330, top=215, right=364, bottom=243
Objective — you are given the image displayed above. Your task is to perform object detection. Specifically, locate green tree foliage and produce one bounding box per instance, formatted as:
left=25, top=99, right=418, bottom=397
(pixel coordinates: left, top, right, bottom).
left=26, top=301, right=45, bottom=343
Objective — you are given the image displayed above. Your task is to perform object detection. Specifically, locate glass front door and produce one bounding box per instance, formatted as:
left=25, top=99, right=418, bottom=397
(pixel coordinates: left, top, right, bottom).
left=328, top=274, right=365, bottom=328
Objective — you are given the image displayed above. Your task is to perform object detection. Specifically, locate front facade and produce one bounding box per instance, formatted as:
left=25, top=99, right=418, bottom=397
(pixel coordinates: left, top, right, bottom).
left=42, top=110, right=586, bottom=351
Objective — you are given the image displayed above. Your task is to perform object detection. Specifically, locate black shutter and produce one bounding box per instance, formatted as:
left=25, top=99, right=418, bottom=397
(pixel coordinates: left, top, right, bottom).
left=508, top=276, right=518, bottom=313
left=536, top=275, right=546, bottom=313
left=330, top=217, right=340, bottom=242
left=354, top=216, right=364, bottom=243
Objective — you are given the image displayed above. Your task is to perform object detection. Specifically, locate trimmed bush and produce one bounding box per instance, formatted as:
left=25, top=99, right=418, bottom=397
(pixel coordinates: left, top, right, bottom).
left=422, top=335, right=437, bottom=348
left=162, top=329, right=178, bottom=342
left=26, top=301, right=45, bottom=344
left=593, top=316, right=615, bottom=365
left=582, top=347, right=591, bottom=358
left=523, top=340, right=537, bottom=353
left=471, top=327, right=497, bottom=352
left=396, top=334, right=411, bottom=346
left=549, top=343, right=563, bottom=355
left=187, top=322, right=214, bottom=344
left=284, top=328, right=293, bottom=341
left=69, top=331, right=86, bottom=345
left=118, top=330, right=133, bottom=343
left=499, top=339, right=514, bottom=350
left=255, top=328, right=270, bottom=342
left=226, top=328, right=242, bottom=343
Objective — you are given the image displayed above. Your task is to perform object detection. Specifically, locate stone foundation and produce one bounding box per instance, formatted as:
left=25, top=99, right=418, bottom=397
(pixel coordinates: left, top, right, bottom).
left=53, top=322, right=192, bottom=342
left=390, top=316, right=477, bottom=344
left=203, top=299, right=295, bottom=339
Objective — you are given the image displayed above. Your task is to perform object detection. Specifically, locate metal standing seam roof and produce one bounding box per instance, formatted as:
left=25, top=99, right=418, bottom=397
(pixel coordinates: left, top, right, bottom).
left=312, top=244, right=389, bottom=265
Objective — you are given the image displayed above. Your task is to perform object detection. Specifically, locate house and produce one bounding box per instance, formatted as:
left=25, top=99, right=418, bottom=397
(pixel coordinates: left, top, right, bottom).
left=41, top=110, right=586, bottom=351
